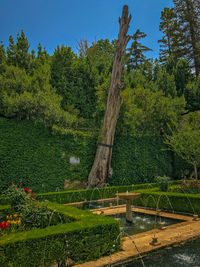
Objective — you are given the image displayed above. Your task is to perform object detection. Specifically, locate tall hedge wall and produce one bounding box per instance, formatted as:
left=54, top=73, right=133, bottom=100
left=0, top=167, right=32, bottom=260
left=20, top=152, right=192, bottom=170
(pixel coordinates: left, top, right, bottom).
left=0, top=117, right=191, bottom=193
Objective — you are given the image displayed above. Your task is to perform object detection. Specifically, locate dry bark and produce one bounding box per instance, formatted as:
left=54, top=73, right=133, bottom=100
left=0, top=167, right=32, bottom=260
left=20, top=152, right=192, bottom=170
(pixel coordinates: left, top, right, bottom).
left=87, top=5, right=132, bottom=188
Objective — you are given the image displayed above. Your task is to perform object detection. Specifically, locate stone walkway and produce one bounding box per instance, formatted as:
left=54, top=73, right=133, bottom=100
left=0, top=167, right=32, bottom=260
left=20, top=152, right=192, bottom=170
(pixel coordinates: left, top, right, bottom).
left=74, top=206, right=200, bottom=267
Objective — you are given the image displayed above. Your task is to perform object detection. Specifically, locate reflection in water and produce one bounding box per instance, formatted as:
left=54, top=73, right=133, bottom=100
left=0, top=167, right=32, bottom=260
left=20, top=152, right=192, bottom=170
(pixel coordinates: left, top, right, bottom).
left=120, top=238, right=200, bottom=267
left=111, top=213, right=179, bottom=235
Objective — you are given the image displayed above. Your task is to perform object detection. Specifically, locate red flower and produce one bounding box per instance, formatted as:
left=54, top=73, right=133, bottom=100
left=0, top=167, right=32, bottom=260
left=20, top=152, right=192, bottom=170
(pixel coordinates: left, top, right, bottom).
left=24, top=188, right=31, bottom=193
left=0, top=221, right=9, bottom=229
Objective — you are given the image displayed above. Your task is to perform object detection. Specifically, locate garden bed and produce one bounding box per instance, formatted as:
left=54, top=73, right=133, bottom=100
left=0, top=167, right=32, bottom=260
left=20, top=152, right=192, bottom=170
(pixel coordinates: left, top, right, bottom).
left=0, top=202, right=120, bottom=266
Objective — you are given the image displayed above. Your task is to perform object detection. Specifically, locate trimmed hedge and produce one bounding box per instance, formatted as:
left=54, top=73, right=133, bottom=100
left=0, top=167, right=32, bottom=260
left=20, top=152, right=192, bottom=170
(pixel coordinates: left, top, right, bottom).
left=36, top=182, right=182, bottom=204
left=133, top=188, right=200, bottom=215
left=36, top=184, right=157, bottom=204
left=0, top=202, right=120, bottom=266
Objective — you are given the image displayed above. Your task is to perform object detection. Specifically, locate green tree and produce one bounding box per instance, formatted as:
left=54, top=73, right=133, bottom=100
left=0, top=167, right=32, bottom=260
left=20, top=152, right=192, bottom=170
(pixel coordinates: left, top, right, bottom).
left=173, top=59, right=192, bottom=96
left=0, top=64, right=76, bottom=128
left=50, top=45, right=76, bottom=107
left=158, top=7, right=185, bottom=63
left=37, top=43, right=49, bottom=65
left=156, top=57, right=192, bottom=98
left=7, top=35, right=17, bottom=66
left=0, top=41, right=6, bottom=74
left=184, top=75, right=200, bottom=111
left=6, top=30, right=31, bottom=72
left=0, top=41, right=6, bottom=64
left=173, top=0, right=200, bottom=76
left=165, top=112, right=200, bottom=179
left=121, top=87, right=186, bottom=135
left=3, top=89, right=77, bottom=127
left=15, top=29, right=30, bottom=71
left=156, top=68, right=177, bottom=97
left=126, top=29, right=152, bottom=71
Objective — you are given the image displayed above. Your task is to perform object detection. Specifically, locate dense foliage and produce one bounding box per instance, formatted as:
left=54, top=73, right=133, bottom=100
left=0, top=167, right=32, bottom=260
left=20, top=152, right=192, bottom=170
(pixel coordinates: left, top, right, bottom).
left=1, top=117, right=190, bottom=193
left=165, top=112, right=200, bottom=178
left=0, top=9, right=199, bottom=130
left=0, top=117, right=96, bottom=193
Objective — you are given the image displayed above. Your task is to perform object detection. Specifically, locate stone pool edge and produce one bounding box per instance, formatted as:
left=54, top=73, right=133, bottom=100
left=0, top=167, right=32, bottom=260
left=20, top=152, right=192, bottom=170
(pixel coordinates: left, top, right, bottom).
left=73, top=206, right=200, bottom=267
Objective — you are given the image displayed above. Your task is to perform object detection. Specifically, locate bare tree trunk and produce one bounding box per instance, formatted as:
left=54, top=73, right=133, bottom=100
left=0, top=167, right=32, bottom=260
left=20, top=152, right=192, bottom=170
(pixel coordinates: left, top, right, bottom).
left=87, top=5, right=131, bottom=188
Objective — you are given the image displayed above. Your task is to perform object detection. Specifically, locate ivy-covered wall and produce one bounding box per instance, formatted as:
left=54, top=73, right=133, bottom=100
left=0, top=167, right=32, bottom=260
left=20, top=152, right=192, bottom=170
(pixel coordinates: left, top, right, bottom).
left=110, top=135, right=174, bottom=185
left=0, top=118, right=96, bottom=193
left=0, top=117, right=191, bottom=193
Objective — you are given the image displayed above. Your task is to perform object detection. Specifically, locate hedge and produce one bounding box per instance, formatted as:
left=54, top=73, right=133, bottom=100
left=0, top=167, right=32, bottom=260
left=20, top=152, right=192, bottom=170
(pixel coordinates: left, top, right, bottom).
left=0, top=117, right=191, bottom=193
left=35, top=182, right=182, bottom=204
left=133, top=188, right=200, bottom=216
left=36, top=184, right=157, bottom=204
left=0, top=202, right=120, bottom=266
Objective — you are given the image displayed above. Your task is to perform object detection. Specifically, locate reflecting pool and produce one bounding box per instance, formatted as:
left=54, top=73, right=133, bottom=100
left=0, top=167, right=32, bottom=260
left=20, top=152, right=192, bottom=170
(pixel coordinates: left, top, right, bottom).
left=117, top=238, right=200, bottom=267
left=112, top=213, right=180, bottom=235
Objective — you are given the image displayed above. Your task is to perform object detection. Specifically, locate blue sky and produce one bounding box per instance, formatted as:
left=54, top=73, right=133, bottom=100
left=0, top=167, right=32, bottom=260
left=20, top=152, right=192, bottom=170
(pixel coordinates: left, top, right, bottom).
left=0, top=0, right=173, bottom=58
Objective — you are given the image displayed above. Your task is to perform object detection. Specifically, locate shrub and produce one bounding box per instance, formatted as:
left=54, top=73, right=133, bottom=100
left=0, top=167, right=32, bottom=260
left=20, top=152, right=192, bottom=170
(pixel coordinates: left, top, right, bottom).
left=155, top=175, right=170, bottom=192
left=2, top=185, right=69, bottom=230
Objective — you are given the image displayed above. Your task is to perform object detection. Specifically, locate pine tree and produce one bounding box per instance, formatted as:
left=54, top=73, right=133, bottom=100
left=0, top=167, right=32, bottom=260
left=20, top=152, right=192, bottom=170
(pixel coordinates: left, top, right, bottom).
left=126, top=29, right=152, bottom=71
left=37, top=43, right=49, bottom=64
left=173, top=0, right=200, bottom=76
left=31, top=49, right=35, bottom=60
left=7, top=35, right=17, bottom=66
left=158, top=7, right=186, bottom=63
left=0, top=41, right=6, bottom=64
left=16, top=29, right=30, bottom=71
left=0, top=41, right=6, bottom=74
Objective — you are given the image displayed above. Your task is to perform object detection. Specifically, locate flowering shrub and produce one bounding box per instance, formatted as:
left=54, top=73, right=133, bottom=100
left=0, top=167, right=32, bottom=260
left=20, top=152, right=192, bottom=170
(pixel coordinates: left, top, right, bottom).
left=179, top=179, right=200, bottom=194
left=170, top=179, right=200, bottom=194
left=1, top=185, right=65, bottom=234
left=2, top=184, right=36, bottom=212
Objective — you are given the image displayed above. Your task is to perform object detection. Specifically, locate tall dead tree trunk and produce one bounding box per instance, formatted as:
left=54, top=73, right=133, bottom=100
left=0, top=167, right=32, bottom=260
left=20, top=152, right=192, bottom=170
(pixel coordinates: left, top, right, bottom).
left=87, top=5, right=131, bottom=188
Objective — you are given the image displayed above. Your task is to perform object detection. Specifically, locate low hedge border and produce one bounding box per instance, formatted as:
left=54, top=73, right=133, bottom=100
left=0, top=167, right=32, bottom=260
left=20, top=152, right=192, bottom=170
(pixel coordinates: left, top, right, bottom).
left=0, top=202, right=120, bottom=267
left=36, top=181, right=182, bottom=204
left=133, top=188, right=200, bottom=215
left=36, top=184, right=156, bottom=204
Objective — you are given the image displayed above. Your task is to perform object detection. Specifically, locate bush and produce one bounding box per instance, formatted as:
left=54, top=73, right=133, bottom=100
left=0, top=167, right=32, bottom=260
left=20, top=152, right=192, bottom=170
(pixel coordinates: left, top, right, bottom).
left=155, top=175, right=170, bottom=192
left=2, top=185, right=71, bottom=230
